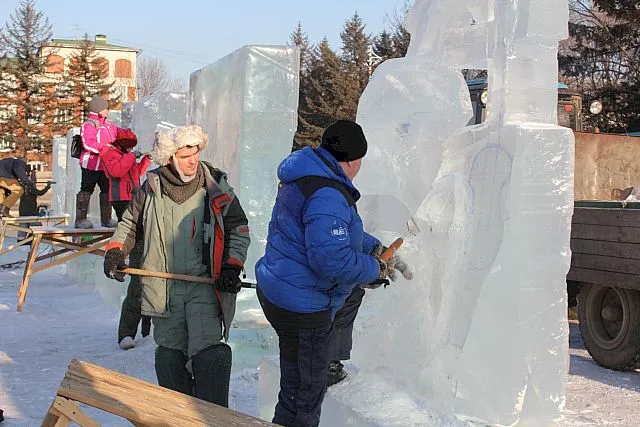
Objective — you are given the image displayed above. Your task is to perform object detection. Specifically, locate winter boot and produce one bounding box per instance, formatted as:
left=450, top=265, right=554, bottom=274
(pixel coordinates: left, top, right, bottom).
left=192, top=343, right=232, bottom=407
left=327, top=361, right=348, bottom=387
left=0, top=205, right=13, bottom=218
left=119, top=336, right=136, bottom=350
left=74, top=191, right=94, bottom=228
left=155, top=346, right=192, bottom=395
left=99, top=193, right=118, bottom=227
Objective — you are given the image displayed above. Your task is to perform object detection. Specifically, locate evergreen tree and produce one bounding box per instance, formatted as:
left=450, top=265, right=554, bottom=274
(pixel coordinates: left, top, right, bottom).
left=0, top=0, right=59, bottom=153
left=559, top=0, right=640, bottom=132
left=340, top=12, right=371, bottom=89
left=373, top=30, right=395, bottom=61
left=64, top=33, right=117, bottom=124
left=289, top=22, right=314, bottom=149
left=297, top=38, right=346, bottom=147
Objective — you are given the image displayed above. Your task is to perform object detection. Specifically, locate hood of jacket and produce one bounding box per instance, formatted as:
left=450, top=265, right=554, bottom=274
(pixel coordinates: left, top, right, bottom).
left=277, top=146, right=360, bottom=201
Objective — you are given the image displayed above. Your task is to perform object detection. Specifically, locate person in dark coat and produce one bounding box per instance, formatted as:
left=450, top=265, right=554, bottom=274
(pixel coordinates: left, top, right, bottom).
left=0, top=157, right=36, bottom=217
left=256, top=120, right=406, bottom=427
left=18, top=169, right=52, bottom=217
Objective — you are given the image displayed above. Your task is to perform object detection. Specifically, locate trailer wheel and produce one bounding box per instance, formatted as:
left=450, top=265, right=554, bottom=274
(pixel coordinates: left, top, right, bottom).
left=578, top=284, right=640, bottom=370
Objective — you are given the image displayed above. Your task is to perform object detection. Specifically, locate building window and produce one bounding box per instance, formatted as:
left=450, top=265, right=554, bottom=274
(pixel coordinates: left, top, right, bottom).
left=114, top=59, right=132, bottom=78
left=46, top=54, right=64, bottom=73
left=54, top=108, right=74, bottom=124
left=93, top=57, right=109, bottom=78
left=127, top=86, right=137, bottom=102
left=27, top=108, right=45, bottom=125
left=0, top=105, right=17, bottom=122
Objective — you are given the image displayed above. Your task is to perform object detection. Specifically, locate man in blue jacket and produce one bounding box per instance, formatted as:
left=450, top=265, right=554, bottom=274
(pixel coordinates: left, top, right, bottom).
left=256, top=120, right=392, bottom=427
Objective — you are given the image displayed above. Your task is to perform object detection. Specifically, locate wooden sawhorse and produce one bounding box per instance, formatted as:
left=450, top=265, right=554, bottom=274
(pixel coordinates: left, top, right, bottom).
left=42, top=359, right=277, bottom=426
left=16, top=226, right=115, bottom=312
left=0, top=215, right=70, bottom=256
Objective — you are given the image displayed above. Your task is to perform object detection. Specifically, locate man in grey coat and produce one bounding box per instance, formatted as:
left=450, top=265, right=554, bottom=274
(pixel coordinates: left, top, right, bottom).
left=103, top=124, right=251, bottom=407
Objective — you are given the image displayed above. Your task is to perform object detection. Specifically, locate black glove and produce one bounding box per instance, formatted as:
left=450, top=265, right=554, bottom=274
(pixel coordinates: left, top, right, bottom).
left=361, top=278, right=390, bottom=289
left=216, top=264, right=243, bottom=293
left=104, top=248, right=127, bottom=282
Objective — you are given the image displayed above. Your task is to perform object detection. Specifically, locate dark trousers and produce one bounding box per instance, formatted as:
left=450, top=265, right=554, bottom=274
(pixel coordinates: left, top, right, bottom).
left=257, top=288, right=332, bottom=427
left=112, top=200, right=130, bottom=222
left=80, top=168, right=109, bottom=194
left=330, top=286, right=365, bottom=361
left=114, top=206, right=151, bottom=342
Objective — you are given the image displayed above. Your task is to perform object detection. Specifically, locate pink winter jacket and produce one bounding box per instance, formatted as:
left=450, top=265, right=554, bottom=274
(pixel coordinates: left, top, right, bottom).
left=79, top=112, right=119, bottom=171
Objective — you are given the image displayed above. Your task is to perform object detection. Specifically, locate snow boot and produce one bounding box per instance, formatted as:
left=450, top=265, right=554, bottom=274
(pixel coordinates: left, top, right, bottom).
left=119, top=336, right=136, bottom=350
left=192, top=343, right=232, bottom=407
left=74, top=191, right=94, bottom=229
left=155, top=346, right=192, bottom=396
left=327, top=361, right=348, bottom=387
left=99, top=193, right=117, bottom=227
left=0, top=205, right=13, bottom=218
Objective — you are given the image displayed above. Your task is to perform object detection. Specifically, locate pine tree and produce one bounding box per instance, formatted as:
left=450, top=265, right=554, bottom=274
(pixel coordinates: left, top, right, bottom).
left=289, top=22, right=314, bottom=149
left=64, top=33, right=117, bottom=124
left=559, top=0, right=640, bottom=132
left=296, top=38, right=346, bottom=147
left=340, top=12, right=371, bottom=89
left=0, top=0, right=59, bottom=153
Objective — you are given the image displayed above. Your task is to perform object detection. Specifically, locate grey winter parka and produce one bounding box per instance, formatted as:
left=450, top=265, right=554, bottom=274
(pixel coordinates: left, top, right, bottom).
left=107, top=162, right=251, bottom=340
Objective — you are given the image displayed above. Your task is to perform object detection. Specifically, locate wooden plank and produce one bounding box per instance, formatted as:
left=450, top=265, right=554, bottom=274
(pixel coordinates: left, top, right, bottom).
left=51, top=396, right=100, bottom=427
left=571, top=253, right=640, bottom=275
left=571, top=238, right=640, bottom=260
left=35, top=236, right=110, bottom=262
left=31, top=241, right=109, bottom=274
left=0, top=219, right=6, bottom=249
left=17, top=233, right=43, bottom=312
left=572, top=207, right=640, bottom=227
left=571, top=223, right=640, bottom=244
left=57, top=359, right=275, bottom=427
left=0, top=235, right=33, bottom=256
left=1, top=215, right=69, bottom=223
left=567, top=266, right=640, bottom=290
left=30, top=226, right=114, bottom=235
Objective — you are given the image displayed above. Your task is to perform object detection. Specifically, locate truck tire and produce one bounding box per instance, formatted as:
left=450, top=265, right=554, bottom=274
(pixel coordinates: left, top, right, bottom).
left=577, top=284, right=640, bottom=371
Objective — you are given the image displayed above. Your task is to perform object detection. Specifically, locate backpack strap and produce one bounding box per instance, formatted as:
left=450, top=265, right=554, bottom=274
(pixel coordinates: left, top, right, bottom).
left=294, top=176, right=356, bottom=210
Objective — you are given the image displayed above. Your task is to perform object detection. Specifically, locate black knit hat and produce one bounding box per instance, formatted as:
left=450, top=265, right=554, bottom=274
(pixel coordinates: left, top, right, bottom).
left=320, top=120, right=368, bottom=162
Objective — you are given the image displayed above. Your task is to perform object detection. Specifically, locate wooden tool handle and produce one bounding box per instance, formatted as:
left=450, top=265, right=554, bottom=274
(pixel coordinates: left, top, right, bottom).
left=379, top=237, right=404, bottom=262
left=121, top=267, right=215, bottom=284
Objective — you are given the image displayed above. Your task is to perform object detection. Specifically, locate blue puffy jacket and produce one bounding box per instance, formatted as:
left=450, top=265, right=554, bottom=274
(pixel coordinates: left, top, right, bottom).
left=255, top=147, right=381, bottom=317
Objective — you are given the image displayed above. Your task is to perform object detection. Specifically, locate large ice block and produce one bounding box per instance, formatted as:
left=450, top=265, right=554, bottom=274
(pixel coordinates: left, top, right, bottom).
left=50, top=130, right=124, bottom=304
left=126, top=92, right=187, bottom=154
left=188, top=45, right=300, bottom=281
left=278, top=0, right=573, bottom=425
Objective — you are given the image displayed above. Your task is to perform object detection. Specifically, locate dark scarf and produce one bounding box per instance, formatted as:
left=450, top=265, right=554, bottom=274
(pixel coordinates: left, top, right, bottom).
left=157, top=163, right=205, bottom=205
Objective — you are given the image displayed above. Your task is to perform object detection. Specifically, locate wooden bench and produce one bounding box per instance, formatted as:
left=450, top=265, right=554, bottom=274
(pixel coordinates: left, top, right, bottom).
left=42, top=359, right=276, bottom=426
left=17, top=226, right=115, bottom=312
left=0, top=215, right=70, bottom=256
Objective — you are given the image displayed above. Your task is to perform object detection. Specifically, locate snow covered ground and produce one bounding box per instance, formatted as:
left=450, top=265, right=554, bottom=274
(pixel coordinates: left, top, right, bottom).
left=0, top=239, right=639, bottom=426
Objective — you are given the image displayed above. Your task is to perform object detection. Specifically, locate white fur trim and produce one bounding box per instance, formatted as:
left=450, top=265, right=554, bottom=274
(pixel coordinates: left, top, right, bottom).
left=152, top=124, right=208, bottom=166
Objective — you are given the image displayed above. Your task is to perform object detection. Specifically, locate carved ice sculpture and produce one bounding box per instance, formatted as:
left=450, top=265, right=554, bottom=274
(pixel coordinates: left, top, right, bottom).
left=350, top=0, right=574, bottom=425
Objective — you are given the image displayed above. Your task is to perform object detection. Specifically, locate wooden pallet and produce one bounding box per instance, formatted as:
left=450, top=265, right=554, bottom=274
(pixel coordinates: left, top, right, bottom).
left=42, top=359, right=277, bottom=426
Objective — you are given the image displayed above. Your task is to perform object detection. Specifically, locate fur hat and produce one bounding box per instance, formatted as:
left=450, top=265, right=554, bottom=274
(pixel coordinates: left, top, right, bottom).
left=152, top=124, right=208, bottom=166
left=320, top=120, right=368, bottom=162
left=114, top=128, right=138, bottom=150
left=88, top=96, right=108, bottom=113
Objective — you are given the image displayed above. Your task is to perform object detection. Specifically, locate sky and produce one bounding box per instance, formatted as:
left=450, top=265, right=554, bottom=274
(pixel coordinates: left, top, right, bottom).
left=0, top=0, right=407, bottom=83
